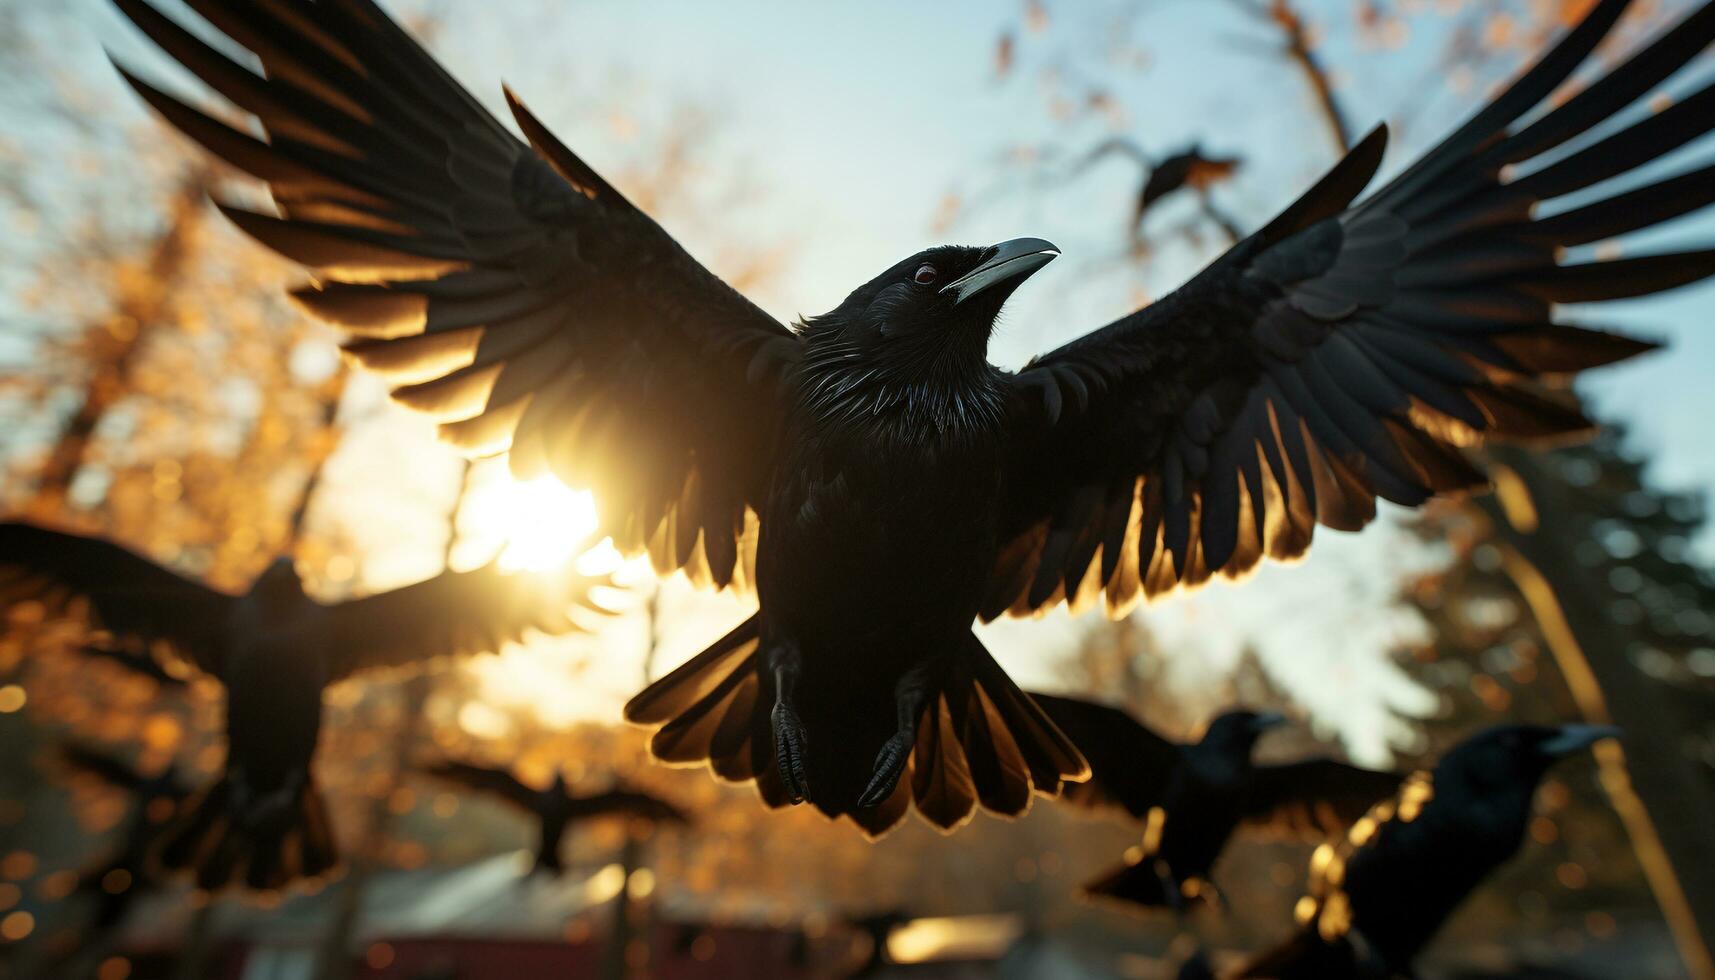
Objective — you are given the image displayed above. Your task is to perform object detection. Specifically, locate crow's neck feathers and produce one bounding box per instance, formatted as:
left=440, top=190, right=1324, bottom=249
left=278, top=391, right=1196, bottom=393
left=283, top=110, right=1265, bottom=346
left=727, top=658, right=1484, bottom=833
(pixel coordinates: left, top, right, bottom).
left=797, top=317, right=1005, bottom=440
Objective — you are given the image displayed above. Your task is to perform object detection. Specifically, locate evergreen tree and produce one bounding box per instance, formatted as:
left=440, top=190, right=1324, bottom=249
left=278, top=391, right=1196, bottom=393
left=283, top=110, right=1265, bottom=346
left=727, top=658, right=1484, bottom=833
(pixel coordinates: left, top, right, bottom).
left=1398, top=423, right=1715, bottom=968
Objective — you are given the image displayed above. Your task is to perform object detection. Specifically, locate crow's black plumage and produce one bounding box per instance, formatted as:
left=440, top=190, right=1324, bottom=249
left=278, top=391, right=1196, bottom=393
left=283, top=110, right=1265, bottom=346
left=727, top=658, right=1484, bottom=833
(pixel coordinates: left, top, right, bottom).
left=112, top=0, right=1715, bottom=834
left=420, top=761, right=687, bottom=875
left=1233, top=724, right=1621, bottom=979
left=56, top=744, right=193, bottom=934
left=0, top=521, right=610, bottom=890
left=1034, top=694, right=1399, bottom=911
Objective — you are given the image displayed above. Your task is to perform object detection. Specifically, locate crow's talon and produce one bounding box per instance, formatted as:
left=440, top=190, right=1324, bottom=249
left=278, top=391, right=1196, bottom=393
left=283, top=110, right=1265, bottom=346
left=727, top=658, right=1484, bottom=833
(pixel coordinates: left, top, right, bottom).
left=772, top=701, right=810, bottom=805
left=858, top=730, right=913, bottom=809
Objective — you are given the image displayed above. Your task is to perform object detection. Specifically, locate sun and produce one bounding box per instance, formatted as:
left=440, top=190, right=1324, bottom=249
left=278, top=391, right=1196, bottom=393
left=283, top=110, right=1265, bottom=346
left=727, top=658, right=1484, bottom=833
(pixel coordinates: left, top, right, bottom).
left=466, top=475, right=601, bottom=573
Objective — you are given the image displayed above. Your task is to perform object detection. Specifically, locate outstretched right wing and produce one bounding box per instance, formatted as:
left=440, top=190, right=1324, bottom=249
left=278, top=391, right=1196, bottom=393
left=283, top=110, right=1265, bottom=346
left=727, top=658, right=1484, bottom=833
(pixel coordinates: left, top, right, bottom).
left=419, top=760, right=538, bottom=811
left=112, top=0, right=801, bottom=588
left=991, top=0, right=1713, bottom=619
left=1029, top=693, right=1182, bottom=820
left=323, top=562, right=613, bottom=681
left=0, top=522, right=235, bottom=672
left=1241, top=759, right=1403, bottom=839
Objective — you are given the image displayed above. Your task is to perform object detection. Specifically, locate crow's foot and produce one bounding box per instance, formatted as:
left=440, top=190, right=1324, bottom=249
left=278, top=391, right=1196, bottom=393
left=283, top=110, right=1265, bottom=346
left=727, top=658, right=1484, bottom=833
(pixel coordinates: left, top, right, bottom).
left=858, top=731, right=913, bottom=809
left=771, top=661, right=810, bottom=804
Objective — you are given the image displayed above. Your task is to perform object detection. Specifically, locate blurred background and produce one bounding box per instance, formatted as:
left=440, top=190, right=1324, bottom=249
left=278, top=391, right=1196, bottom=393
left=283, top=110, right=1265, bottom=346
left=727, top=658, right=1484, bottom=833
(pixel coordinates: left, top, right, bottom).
left=0, top=0, right=1711, bottom=977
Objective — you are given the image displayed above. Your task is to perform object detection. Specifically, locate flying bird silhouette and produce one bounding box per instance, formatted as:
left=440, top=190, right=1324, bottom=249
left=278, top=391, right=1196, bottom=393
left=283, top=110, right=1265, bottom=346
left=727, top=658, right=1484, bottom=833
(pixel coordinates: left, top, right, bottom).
left=1233, top=724, right=1620, bottom=980
left=1034, top=694, right=1399, bottom=911
left=420, top=760, right=688, bottom=876
left=111, top=0, right=1715, bottom=835
left=1136, top=145, right=1242, bottom=234
left=56, top=744, right=193, bottom=934
left=0, top=520, right=611, bottom=890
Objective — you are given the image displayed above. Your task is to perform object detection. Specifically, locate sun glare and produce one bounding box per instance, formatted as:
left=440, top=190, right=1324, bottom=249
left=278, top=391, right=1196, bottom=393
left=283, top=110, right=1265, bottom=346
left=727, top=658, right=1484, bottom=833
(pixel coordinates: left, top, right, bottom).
left=471, top=476, right=600, bottom=572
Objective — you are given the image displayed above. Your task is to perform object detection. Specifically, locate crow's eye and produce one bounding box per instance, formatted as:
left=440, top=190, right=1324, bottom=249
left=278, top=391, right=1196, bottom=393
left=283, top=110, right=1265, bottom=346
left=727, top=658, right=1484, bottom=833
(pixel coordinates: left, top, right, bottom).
left=913, top=264, right=939, bottom=285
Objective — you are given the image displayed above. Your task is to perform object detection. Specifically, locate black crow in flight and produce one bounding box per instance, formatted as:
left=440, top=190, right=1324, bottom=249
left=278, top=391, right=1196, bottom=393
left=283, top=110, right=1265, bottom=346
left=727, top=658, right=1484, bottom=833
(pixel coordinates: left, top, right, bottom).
left=1033, top=694, right=1399, bottom=911
left=0, top=521, right=610, bottom=890
left=1136, top=145, right=1243, bottom=239
left=111, top=0, right=1715, bottom=835
left=420, top=760, right=687, bottom=876
left=56, top=743, right=193, bottom=934
left=1233, top=724, right=1620, bottom=980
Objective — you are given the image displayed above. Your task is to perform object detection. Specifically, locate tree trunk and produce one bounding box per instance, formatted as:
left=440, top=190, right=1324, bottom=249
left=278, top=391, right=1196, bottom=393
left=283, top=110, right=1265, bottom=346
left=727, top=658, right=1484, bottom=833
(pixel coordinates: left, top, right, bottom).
left=312, top=462, right=465, bottom=980
left=27, top=171, right=208, bottom=518
left=1480, top=451, right=1715, bottom=980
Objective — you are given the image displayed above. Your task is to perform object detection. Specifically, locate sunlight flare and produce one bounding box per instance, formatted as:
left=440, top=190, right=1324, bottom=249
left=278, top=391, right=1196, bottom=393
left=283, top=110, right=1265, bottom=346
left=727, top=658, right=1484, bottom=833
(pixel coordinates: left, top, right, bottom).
left=469, top=476, right=600, bottom=573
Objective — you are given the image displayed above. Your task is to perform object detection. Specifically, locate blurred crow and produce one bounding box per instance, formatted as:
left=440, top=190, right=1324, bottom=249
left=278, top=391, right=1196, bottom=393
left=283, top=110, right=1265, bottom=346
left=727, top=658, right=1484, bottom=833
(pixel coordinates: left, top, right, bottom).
left=1234, top=724, right=1620, bottom=979
left=1034, top=695, right=1399, bottom=911
left=1137, top=145, right=1241, bottom=217
left=0, top=521, right=610, bottom=891
left=57, top=744, right=192, bottom=934
left=420, top=761, right=687, bottom=875
left=1136, top=145, right=1243, bottom=240
left=114, top=0, right=1714, bottom=835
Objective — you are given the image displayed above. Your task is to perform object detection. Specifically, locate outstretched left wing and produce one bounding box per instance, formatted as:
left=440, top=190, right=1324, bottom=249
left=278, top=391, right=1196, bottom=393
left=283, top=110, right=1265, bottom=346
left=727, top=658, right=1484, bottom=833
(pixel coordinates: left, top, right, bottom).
left=989, top=0, right=1715, bottom=620
left=419, top=760, right=538, bottom=811
left=111, top=0, right=800, bottom=589
left=1241, top=759, right=1403, bottom=839
left=1029, top=693, right=1182, bottom=819
left=0, top=522, right=236, bottom=671
left=322, top=562, right=612, bottom=681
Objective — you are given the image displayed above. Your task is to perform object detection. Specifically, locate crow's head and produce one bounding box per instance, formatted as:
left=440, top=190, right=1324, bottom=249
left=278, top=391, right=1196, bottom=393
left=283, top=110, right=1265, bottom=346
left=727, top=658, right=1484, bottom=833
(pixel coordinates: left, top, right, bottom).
left=1443, top=723, right=1619, bottom=793
left=806, top=239, right=1056, bottom=358
left=799, top=239, right=1056, bottom=426
left=248, top=556, right=305, bottom=607
left=1197, top=709, right=1286, bottom=762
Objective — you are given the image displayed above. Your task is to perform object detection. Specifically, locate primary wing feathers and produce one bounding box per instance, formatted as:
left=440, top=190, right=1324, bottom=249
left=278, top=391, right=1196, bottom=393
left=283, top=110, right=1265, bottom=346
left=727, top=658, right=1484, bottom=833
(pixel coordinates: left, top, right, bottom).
left=0, top=522, right=235, bottom=672
left=1029, top=693, right=1181, bottom=819
left=419, top=761, right=538, bottom=810
left=322, top=562, right=611, bottom=681
left=1241, top=759, right=1404, bottom=840
left=994, top=0, right=1713, bottom=619
left=112, top=0, right=798, bottom=589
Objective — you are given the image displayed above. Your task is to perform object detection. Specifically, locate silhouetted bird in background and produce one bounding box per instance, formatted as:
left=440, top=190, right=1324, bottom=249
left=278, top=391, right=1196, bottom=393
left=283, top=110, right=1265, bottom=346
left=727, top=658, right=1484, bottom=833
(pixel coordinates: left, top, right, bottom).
left=56, top=744, right=192, bottom=935
left=1136, top=145, right=1243, bottom=240
left=1138, top=146, right=1241, bottom=216
left=1234, top=724, right=1620, bottom=980
left=420, top=761, right=687, bottom=876
left=0, top=521, right=610, bottom=890
left=1034, top=695, right=1399, bottom=911
left=113, top=0, right=1715, bottom=835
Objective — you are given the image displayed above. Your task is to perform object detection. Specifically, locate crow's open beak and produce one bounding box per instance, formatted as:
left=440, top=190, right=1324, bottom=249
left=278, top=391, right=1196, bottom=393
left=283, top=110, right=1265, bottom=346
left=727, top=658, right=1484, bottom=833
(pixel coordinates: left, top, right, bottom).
left=1540, top=724, right=1622, bottom=757
left=942, top=237, right=1059, bottom=305
left=1251, top=712, right=1288, bottom=733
